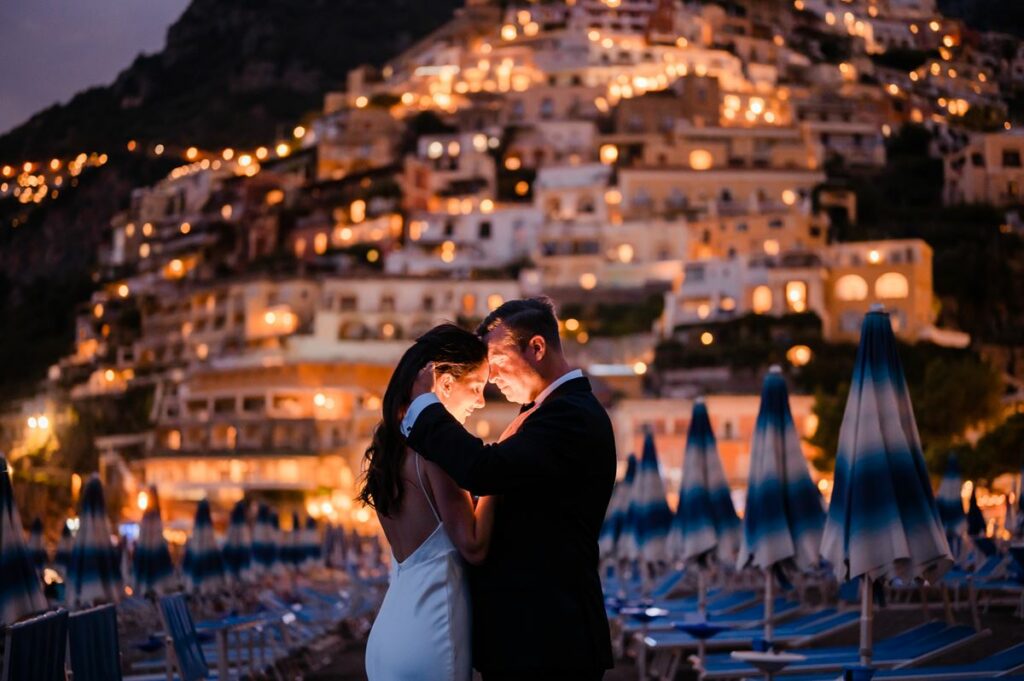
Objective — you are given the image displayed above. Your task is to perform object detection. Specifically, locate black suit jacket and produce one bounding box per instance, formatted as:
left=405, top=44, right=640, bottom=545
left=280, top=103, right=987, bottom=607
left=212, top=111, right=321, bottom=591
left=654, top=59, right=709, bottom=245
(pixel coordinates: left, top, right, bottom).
left=406, top=376, right=617, bottom=675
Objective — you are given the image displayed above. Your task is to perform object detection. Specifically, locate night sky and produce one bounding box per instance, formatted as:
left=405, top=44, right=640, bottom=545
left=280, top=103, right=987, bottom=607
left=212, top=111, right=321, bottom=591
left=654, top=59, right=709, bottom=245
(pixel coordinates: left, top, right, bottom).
left=0, top=0, right=191, bottom=135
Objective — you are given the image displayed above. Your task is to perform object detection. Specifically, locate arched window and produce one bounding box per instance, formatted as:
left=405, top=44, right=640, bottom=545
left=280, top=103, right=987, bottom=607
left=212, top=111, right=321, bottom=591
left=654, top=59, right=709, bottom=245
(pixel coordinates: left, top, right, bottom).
left=834, top=274, right=869, bottom=301
left=875, top=272, right=909, bottom=299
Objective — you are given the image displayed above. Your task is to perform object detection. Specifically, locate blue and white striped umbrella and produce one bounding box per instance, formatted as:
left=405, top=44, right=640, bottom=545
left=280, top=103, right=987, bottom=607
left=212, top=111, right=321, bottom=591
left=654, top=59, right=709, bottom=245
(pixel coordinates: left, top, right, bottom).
left=599, top=454, right=638, bottom=561
left=252, top=503, right=277, bottom=575
left=820, top=308, right=951, bottom=666
left=668, top=399, right=741, bottom=565
left=270, top=510, right=289, bottom=575
left=283, top=511, right=303, bottom=569
left=67, top=474, right=123, bottom=606
left=132, top=486, right=176, bottom=597
left=821, top=308, right=951, bottom=582
left=936, top=454, right=967, bottom=538
left=740, top=367, right=825, bottom=573
left=55, top=522, right=73, bottom=577
left=0, top=455, right=47, bottom=625
left=302, top=516, right=321, bottom=568
left=184, top=498, right=226, bottom=594
left=223, top=500, right=253, bottom=583
left=27, top=517, right=47, bottom=574
left=620, top=432, right=674, bottom=565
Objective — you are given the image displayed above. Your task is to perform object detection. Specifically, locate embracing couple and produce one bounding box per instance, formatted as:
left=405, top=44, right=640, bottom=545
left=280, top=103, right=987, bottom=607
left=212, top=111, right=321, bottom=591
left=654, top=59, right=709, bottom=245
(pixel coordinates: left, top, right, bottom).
left=361, top=297, right=616, bottom=680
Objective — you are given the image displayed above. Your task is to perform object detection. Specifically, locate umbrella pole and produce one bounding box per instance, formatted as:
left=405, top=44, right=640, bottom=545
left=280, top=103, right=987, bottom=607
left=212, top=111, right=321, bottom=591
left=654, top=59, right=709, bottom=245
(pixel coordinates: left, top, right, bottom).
left=698, top=567, right=707, bottom=619
left=764, top=567, right=774, bottom=645
left=860, top=575, right=874, bottom=667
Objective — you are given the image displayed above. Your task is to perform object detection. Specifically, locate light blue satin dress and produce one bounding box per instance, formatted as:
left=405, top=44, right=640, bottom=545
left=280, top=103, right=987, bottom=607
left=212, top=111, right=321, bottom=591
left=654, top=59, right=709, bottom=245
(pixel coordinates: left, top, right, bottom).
left=365, top=455, right=472, bottom=680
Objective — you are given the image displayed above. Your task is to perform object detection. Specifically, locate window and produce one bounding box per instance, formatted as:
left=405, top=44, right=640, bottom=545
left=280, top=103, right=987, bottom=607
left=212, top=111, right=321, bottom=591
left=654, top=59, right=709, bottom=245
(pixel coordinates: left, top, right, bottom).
left=478, top=221, right=492, bottom=239
left=1002, top=150, right=1022, bottom=168
left=971, top=152, right=984, bottom=167
left=422, top=295, right=434, bottom=312
left=752, top=285, right=773, bottom=314
left=339, top=295, right=357, bottom=311
left=875, top=272, right=909, bottom=299
left=785, top=281, right=807, bottom=312
left=540, top=98, right=554, bottom=119
left=214, top=397, right=235, bottom=414
left=834, top=274, right=869, bottom=301
left=242, top=396, right=265, bottom=413
left=381, top=295, right=396, bottom=312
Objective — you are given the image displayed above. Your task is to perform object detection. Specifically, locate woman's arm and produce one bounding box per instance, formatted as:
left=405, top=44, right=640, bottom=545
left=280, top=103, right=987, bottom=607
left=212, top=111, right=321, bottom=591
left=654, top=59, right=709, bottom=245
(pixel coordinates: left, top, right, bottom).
left=422, top=458, right=494, bottom=565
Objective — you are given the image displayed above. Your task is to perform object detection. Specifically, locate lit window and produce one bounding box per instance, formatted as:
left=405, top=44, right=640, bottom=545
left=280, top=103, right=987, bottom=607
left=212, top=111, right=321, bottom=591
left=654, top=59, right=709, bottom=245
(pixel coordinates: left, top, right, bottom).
left=834, top=274, right=869, bottom=301
left=785, top=281, right=808, bottom=312
left=875, top=272, right=909, bottom=299
left=752, top=285, right=773, bottom=314
left=689, top=149, right=713, bottom=170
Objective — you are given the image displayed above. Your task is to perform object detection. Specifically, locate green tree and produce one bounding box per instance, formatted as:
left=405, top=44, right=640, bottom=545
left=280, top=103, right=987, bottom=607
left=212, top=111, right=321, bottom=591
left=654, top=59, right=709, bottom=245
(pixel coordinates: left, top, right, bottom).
left=960, top=413, right=1024, bottom=483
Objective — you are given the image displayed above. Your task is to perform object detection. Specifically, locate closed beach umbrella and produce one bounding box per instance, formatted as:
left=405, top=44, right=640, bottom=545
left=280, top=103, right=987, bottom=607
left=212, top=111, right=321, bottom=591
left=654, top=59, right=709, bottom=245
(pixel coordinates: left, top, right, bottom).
left=936, top=454, right=967, bottom=538
left=599, top=453, right=637, bottom=562
left=252, top=504, right=277, bottom=575
left=966, top=488, right=986, bottom=538
left=55, top=522, right=73, bottom=577
left=184, top=498, right=226, bottom=594
left=223, top=500, right=253, bottom=583
left=27, top=517, right=47, bottom=574
left=821, top=306, right=951, bottom=667
left=740, top=366, right=825, bottom=642
left=0, top=455, right=47, bottom=624
left=302, top=516, right=321, bottom=567
left=668, top=399, right=741, bottom=617
left=668, top=399, right=741, bottom=566
left=132, top=486, right=176, bottom=597
left=67, top=474, right=123, bottom=606
left=621, top=432, right=673, bottom=568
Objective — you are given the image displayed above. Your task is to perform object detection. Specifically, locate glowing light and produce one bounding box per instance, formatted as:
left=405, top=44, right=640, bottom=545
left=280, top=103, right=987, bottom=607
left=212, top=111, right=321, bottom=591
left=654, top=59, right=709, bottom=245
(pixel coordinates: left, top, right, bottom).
left=350, top=199, right=366, bottom=223
left=293, top=125, right=306, bottom=139
left=186, top=147, right=198, bottom=160
left=154, top=144, right=165, bottom=155
left=689, top=149, right=713, bottom=170
left=514, top=181, right=529, bottom=196
left=501, top=24, right=517, bottom=41
left=633, top=361, right=648, bottom=375
left=222, top=148, right=235, bottom=161
left=787, top=345, right=812, bottom=367
left=504, top=156, right=521, bottom=170
left=782, top=189, right=797, bottom=205
left=868, top=249, right=882, bottom=264
left=565, top=318, right=580, bottom=332
left=599, top=145, right=619, bottom=164
left=700, top=332, right=714, bottom=345
left=137, top=490, right=150, bottom=511
left=617, top=243, right=634, bottom=263
left=764, top=239, right=780, bottom=256
left=579, top=273, right=597, bottom=290
left=117, top=284, right=130, bottom=298
left=487, top=294, right=504, bottom=311
left=276, top=143, right=291, bottom=157
left=355, top=96, right=368, bottom=108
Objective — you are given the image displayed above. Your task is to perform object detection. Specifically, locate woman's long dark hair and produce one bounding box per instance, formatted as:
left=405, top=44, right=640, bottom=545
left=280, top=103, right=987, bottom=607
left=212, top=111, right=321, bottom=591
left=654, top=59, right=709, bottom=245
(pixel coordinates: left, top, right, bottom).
left=357, top=323, right=487, bottom=517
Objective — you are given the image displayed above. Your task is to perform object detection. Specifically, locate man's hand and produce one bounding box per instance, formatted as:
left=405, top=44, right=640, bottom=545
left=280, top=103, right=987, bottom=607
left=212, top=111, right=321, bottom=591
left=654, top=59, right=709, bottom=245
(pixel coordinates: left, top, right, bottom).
left=410, top=362, right=436, bottom=401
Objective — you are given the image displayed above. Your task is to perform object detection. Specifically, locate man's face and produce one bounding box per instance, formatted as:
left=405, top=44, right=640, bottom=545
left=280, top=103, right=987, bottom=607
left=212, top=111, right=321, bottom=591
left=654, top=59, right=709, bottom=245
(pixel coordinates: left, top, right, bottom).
left=483, top=324, right=541, bottom=405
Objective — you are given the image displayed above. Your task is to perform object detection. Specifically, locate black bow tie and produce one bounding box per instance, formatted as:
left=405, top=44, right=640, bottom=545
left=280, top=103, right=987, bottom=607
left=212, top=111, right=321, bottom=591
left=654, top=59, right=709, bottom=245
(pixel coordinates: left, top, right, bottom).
left=519, top=402, right=535, bottom=414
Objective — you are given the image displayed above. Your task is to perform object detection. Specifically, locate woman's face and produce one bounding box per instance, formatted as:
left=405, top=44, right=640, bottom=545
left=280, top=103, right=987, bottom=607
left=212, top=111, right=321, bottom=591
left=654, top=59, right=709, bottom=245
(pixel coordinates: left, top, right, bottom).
left=436, top=362, right=488, bottom=424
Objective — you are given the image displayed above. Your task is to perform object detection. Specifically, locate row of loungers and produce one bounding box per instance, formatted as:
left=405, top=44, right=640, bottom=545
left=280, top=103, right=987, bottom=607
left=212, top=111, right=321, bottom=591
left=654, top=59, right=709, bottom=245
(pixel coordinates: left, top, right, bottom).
left=1, top=585, right=370, bottom=681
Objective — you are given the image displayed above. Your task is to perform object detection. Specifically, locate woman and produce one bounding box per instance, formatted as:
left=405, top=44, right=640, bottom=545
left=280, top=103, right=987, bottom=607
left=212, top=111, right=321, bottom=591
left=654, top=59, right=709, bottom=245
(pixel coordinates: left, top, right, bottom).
left=361, top=324, right=495, bottom=681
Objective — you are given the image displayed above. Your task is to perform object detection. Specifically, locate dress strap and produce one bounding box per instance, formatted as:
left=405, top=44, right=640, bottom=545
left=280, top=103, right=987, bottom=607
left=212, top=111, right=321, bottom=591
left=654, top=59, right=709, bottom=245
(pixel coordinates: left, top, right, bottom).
left=414, top=453, right=442, bottom=525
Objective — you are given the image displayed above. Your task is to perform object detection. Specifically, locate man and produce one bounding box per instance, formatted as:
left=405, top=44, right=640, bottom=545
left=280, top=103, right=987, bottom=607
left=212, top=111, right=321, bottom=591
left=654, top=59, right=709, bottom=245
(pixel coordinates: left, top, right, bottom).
left=402, top=297, right=616, bottom=680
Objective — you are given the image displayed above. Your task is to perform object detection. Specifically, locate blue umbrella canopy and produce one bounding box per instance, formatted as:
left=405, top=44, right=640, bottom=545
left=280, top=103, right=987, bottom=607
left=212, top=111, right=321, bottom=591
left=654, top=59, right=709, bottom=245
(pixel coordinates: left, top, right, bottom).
left=27, top=517, right=47, bottom=573
left=251, top=503, right=276, bottom=575
left=740, top=367, right=825, bottom=573
left=620, top=432, right=674, bottom=565
left=55, top=522, right=73, bottom=577
left=132, top=486, right=176, bottom=597
left=184, top=498, right=226, bottom=594
left=67, top=474, right=123, bottom=606
left=821, top=307, right=951, bottom=583
left=936, top=454, right=967, bottom=538
left=668, top=399, right=741, bottom=565
left=302, top=516, right=321, bottom=567
left=599, top=453, right=638, bottom=562
left=270, top=510, right=288, bottom=575
left=223, top=500, right=253, bottom=583
left=966, top=488, right=986, bottom=537
left=0, top=455, right=47, bottom=625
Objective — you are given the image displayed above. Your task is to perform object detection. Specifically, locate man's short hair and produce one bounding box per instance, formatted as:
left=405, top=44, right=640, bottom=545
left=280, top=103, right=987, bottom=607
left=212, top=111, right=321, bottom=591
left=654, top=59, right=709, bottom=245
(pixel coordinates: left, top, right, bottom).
left=476, top=296, right=562, bottom=352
